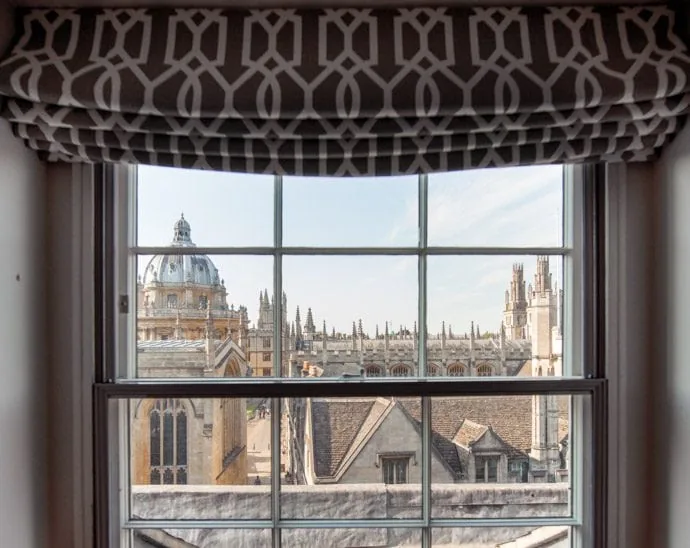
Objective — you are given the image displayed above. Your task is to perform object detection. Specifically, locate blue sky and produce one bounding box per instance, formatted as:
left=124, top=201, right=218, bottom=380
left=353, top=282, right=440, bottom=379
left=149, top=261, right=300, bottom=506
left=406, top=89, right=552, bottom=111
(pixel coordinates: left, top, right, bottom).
left=137, top=165, right=563, bottom=335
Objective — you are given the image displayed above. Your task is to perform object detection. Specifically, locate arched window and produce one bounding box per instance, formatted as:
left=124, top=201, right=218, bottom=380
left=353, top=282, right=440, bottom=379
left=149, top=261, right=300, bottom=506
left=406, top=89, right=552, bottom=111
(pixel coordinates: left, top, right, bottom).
left=166, top=293, right=177, bottom=308
left=477, top=364, right=493, bottom=377
left=447, top=363, right=466, bottom=377
left=149, top=399, right=187, bottom=484
left=427, top=364, right=440, bottom=377
left=390, top=365, right=410, bottom=377
left=365, top=365, right=383, bottom=377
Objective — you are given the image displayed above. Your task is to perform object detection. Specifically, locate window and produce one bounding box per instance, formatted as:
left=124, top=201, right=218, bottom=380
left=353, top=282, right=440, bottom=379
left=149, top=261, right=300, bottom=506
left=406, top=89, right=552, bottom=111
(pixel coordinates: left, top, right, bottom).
left=149, top=399, right=187, bottom=485
left=390, top=364, right=410, bottom=377
left=365, top=365, right=382, bottom=377
left=166, top=294, right=177, bottom=308
left=447, top=363, right=465, bottom=377
left=477, top=364, right=493, bottom=377
left=382, top=457, right=409, bottom=484
left=97, top=164, right=603, bottom=547
left=475, top=456, right=499, bottom=483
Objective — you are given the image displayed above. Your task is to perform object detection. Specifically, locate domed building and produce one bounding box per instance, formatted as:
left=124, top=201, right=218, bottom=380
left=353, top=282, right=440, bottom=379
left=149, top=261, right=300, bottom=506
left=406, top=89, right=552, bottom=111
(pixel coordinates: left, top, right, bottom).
left=132, top=215, right=250, bottom=487
left=137, top=213, right=249, bottom=343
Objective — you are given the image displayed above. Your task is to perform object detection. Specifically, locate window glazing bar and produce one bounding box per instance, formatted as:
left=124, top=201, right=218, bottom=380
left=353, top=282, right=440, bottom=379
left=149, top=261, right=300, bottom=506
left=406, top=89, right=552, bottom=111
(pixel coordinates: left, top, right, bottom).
left=131, top=246, right=572, bottom=256
left=122, top=517, right=579, bottom=529
left=272, top=174, right=283, bottom=548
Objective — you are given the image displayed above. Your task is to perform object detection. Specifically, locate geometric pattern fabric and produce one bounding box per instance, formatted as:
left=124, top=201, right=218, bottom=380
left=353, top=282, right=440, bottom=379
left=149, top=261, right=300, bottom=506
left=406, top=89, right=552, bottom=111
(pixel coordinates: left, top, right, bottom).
left=0, top=6, right=689, bottom=175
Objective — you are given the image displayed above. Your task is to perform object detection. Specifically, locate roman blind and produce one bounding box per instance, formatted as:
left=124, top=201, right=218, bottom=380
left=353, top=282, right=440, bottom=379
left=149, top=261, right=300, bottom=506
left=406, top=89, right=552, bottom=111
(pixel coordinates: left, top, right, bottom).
left=0, top=6, right=688, bottom=175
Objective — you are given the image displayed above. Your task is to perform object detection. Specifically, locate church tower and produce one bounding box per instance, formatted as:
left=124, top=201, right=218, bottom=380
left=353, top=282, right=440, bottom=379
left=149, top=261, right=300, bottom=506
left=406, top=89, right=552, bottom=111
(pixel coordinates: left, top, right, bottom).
left=504, top=263, right=528, bottom=340
left=527, top=256, right=561, bottom=480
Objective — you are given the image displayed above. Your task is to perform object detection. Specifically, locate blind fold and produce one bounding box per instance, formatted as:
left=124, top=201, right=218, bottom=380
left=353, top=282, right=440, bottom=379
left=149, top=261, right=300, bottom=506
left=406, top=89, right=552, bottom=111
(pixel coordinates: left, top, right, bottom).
left=0, top=6, right=688, bottom=175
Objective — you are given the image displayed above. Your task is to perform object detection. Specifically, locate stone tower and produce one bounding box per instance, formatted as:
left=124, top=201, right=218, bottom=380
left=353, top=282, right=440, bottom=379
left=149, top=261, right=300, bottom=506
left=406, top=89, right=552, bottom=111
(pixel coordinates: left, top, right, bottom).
left=527, top=256, right=561, bottom=480
left=504, top=263, right=528, bottom=340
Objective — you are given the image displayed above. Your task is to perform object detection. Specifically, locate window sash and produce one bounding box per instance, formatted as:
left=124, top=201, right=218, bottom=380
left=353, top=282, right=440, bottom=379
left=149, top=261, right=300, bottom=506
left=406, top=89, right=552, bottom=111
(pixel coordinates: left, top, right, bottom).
left=95, top=164, right=604, bottom=548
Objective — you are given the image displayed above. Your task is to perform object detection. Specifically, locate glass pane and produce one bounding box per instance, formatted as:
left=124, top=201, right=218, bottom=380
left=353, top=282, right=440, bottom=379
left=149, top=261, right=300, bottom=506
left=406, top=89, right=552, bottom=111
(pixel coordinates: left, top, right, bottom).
left=429, top=395, right=579, bottom=519
left=128, top=398, right=271, bottom=520
left=428, top=165, right=564, bottom=247
left=426, top=255, right=572, bottom=377
left=136, top=255, right=274, bottom=378
left=130, top=529, right=272, bottom=547
left=282, top=256, right=417, bottom=379
left=282, top=528, right=421, bottom=547
left=137, top=165, right=274, bottom=247
left=281, top=397, right=422, bottom=519
left=432, top=527, right=571, bottom=547
left=283, top=176, right=418, bottom=247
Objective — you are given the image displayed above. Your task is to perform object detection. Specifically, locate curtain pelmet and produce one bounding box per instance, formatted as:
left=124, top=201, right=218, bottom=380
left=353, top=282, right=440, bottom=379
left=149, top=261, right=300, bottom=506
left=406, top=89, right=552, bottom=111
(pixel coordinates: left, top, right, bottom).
left=0, top=6, right=688, bottom=175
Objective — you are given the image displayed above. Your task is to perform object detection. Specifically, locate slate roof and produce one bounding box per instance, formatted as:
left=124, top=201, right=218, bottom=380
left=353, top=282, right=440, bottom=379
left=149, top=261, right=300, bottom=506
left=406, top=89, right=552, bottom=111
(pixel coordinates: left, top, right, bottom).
left=309, top=396, right=570, bottom=480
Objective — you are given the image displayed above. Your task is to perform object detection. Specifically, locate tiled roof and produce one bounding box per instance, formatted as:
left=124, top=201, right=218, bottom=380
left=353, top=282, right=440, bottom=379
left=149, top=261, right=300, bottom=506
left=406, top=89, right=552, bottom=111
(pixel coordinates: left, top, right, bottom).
left=453, top=419, right=489, bottom=448
left=311, top=399, right=375, bottom=478
left=310, top=396, right=570, bottom=479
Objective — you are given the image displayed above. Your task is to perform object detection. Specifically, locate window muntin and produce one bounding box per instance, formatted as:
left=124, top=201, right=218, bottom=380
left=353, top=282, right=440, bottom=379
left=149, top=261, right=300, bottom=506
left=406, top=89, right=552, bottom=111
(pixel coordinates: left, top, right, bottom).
left=108, top=164, right=596, bottom=546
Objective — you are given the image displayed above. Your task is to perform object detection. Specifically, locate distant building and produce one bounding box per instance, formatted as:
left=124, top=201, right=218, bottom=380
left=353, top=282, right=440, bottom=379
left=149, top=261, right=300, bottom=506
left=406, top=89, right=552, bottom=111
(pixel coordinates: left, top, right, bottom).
left=132, top=215, right=250, bottom=485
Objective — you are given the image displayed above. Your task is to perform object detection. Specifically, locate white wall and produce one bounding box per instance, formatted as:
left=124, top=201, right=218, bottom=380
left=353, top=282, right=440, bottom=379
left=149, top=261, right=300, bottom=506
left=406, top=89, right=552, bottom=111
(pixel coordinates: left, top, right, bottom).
left=652, top=122, right=690, bottom=548
left=0, top=16, right=48, bottom=542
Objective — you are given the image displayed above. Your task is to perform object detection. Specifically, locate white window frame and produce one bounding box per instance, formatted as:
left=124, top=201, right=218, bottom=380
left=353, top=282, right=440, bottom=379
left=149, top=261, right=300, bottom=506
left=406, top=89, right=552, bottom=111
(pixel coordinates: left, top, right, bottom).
left=89, top=163, right=606, bottom=548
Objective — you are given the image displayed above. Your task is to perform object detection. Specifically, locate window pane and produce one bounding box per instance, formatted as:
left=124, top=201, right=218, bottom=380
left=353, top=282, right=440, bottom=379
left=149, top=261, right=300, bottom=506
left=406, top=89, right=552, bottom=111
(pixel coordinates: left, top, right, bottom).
left=428, top=165, right=564, bottom=247
left=128, top=398, right=271, bottom=520
left=136, top=255, right=274, bottom=378
left=426, top=255, right=572, bottom=377
left=432, top=526, right=571, bottom=547
left=283, top=176, right=418, bottom=247
left=137, top=166, right=273, bottom=247
left=428, top=394, right=580, bottom=519
left=281, top=397, right=422, bottom=519
left=282, top=256, right=417, bottom=379
left=130, top=529, right=272, bottom=547
left=282, top=528, right=421, bottom=547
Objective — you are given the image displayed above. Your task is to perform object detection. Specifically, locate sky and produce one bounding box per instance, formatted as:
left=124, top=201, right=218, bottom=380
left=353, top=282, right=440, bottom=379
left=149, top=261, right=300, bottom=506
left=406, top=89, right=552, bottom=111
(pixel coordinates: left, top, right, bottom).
left=137, top=165, right=564, bottom=335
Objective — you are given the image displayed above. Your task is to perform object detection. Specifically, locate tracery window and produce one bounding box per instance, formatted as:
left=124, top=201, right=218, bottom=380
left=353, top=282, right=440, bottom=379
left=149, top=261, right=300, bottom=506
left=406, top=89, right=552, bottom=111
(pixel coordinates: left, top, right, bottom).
left=149, top=399, right=187, bottom=485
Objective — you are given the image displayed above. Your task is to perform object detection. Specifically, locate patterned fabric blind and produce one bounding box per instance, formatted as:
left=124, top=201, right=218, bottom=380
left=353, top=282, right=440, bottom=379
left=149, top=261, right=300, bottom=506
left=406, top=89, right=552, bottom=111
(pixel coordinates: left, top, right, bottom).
left=0, top=6, right=689, bottom=175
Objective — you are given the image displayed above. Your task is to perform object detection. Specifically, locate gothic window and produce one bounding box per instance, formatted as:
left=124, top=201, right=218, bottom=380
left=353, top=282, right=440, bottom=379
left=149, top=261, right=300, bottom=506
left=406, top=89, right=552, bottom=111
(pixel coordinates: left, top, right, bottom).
left=447, top=363, right=465, bottom=377
left=382, top=457, right=409, bottom=484
left=427, top=364, right=440, bottom=377
left=475, top=455, right=499, bottom=483
left=167, top=294, right=177, bottom=308
left=365, top=365, right=383, bottom=377
left=199, top=295, right=208, bottom=309
left=390, top=365, right=410, bottom=377
left=149, top=399, right=187, bottom=485
left=262, top=337, right=271, bottom=349
left=477, top=364, right=493, bottom=377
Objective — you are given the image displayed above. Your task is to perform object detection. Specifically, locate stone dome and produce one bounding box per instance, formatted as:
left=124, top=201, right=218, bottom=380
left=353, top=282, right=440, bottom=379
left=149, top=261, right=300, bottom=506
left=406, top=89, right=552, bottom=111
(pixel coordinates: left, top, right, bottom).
left=142, top=214, right=221, bottom=287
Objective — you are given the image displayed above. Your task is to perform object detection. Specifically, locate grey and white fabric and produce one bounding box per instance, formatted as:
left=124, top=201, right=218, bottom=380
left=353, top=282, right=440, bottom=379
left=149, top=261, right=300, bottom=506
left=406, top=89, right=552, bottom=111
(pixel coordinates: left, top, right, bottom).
left=0, top=6, right=689, bottom=175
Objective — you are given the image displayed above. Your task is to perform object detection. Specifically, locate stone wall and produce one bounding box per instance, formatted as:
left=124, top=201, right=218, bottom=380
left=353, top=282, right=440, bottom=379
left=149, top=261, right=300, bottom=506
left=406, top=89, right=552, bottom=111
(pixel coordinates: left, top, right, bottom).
left=132, top=483, right=568, bottom=547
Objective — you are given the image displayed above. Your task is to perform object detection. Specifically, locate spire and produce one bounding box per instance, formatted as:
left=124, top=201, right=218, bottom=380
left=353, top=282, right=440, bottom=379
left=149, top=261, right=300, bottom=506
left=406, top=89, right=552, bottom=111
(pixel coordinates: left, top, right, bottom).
left=352, top=321, right=357, bottom=350
left=358, top=319, right=364, bottom=338
left=376, top=325, right=380, bottom=339
left=322, top=320, right=328, bottom=365
left=264, top=289, right=270, bottom=308
left=332, top=327, right=336, bottom=338
left=306, top=308, right=315, bottom=333
left=448, top=324, right=453, bottom=339
left=476, top=324, right=480, bottom=339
